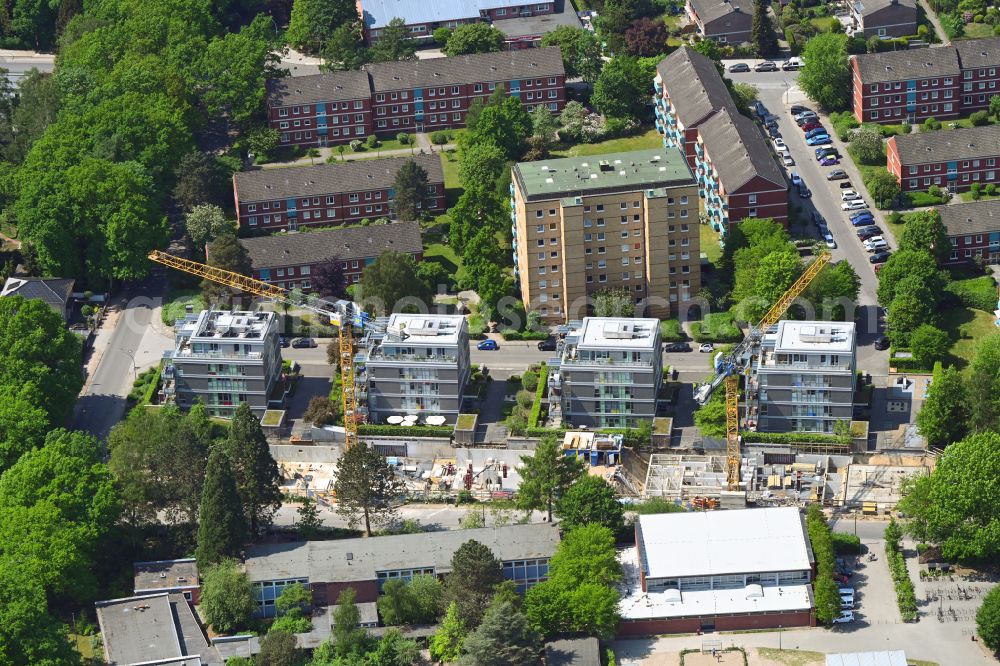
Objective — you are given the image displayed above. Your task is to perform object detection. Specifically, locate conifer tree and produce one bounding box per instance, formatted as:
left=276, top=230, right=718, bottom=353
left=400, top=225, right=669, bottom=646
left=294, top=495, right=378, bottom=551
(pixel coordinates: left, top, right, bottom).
left=225, top=403, right=282, bottom=536
left=196, top=445, right=246, bottom=568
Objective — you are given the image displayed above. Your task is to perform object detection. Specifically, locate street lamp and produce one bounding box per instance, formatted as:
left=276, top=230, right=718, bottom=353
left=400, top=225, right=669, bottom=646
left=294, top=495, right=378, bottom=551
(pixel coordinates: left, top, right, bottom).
left=121, top=347, right=137, bottom=378
left=778, top=624, right=783, bottom=650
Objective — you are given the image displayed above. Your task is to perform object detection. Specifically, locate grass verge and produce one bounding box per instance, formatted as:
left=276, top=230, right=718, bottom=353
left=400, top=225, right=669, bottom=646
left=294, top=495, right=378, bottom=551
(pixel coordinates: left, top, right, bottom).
left=942, top=305, right=997, bottom=370
left=756, top=648, right=824, bottom=666
left=550, top=127, right=663, bottom=157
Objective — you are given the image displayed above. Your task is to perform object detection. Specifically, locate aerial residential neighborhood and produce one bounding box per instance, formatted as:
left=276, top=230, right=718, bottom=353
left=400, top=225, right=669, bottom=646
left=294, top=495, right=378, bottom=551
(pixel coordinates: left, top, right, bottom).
left=2, top=1, right=1000, bottom=665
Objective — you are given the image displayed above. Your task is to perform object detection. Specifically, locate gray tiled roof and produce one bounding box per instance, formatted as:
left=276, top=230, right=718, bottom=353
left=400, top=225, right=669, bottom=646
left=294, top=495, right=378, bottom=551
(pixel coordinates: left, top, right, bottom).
left=688, top=0, right=752, bottom=25
left=266, top=72, right=372, bottom=107
left=855, top=0, right=916, bottom=17
left=364, top=47, right=564, bottom=91
left=935, top=200, right=1000, bottom=236
left=244, top=523, right=561, bottom=583
left=234, top=153, right=444, bottom=202
left=240, top=221, right=423, bottom=269
left=656, top=47, right=737, bottom=128
left=852, top=48, right=961, bottom=83
left=699, top=106, right=785, bottom=191
left=0, top=277, right=74, bottom=309
left=954, top=37, right=1000, bottom=70
left=891, top=124, right=1000, bottom=164
left=545, top=638, right=602, bottom=666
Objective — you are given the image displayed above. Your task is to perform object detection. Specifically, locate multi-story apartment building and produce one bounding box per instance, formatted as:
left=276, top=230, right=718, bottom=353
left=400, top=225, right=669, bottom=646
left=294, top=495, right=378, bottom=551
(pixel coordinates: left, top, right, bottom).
left=654, top=47, right=788, bottom=232
left=266, top=72, right=373, bottom=148
left=550, top=317, right=662, bottom=429
left=359, top=0, right=556, bottom=43
left=266, top=49, right=566, bottom=148
left=747, top=321, right=857, bottom=434
left=510, top=148, right=700, bottom=323
left=936, top=200, right=1000, bottom=264
left=851, top=38, right=1000, bottom=125
left=886, top=124, right=1000, bottom=193
left=848, top=0, right=917, bottom=39
left=363, top=314, right=471, bottom=424
left=233, top=154, right=444, bottom=232
left=162, top=310, right=283, bottom=419
left=240, top=221, right=423, bottom=291
left=697, top=106, right=789, bottom=230
left=685, top=0, right=753, bottom=43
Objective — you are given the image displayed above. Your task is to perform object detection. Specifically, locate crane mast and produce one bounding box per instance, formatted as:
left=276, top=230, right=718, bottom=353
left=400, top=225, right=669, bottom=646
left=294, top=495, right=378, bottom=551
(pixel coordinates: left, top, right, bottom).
left=148, top=250, right=364, bottom=449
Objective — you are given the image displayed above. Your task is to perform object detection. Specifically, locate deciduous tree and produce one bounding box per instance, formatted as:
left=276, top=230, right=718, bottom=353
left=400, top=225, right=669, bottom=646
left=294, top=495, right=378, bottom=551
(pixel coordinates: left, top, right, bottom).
left=430, top=602, right=467, bottom=662
left=360, top=250, right=432, bottom=314
left=225, top=403, right=283, bottom=537
left=444, top=540, right=504, bottom=628
left=852, top=124, right=885, bottom=164
left=201, top=559, right=255, bottom=634
left=517, top=434, right=586, bottom=521
left=977, top=585, right=1000, bottom=651
left=0, top=562, right=80, bottom=666
left=799, top=33, right=851, bottom=110
left=311, top=258, right=347, bottom=299
left=196, top=445, right=246, bottom=568
left=910, top=324, right=950, bottom=368
left=887, top=275, right=937, bottom=344
left=173, top=152, right=234, bottom=210
left=331, top=587, right=371, bottom=657
left=370, top=18, right=417, bottom=62
left=321, top=24, right=370, bottom=71
left=334, top=441, right=405, bottom=535
left=555, top=475, right=624, bottom=533
left=876, top=249, right=943, bottom=306
left=623, top=17, right=667, bottom=57
left=444, top=23, right=505, bottom=55
left=185, top=204, right=233, bottom=248
left=967, top=333, right=1000, bottom=433
left=900, top=209, right=951, bottom=262
left=204, top=233, right=253, bottom=305
left=865, top=169, right=901, bottom=208
left=257, top=630, right=300, bottom=666
left=392, top=158, right=430, bottom=220
left=592, top=55, right=648, bottom=120
left=540, top=26, right=603, bottom=83
left=286, top=0, right=361, bottom=53
left=917, top=363, right=969, bottom=448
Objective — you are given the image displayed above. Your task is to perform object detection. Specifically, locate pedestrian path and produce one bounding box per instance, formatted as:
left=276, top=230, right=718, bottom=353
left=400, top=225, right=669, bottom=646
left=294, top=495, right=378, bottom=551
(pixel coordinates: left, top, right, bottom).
left=260, top=133, right=455, bottom=169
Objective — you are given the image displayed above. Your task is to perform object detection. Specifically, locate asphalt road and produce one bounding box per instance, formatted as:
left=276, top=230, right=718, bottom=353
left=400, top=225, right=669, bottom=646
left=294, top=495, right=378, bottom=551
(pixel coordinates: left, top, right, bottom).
left=0, top=51, right=54, bottom=83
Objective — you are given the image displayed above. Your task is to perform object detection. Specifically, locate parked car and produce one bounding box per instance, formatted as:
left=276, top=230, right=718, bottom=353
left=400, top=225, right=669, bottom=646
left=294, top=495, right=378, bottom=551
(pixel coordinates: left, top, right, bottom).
left=849, top=209, right=874, bottom=220
left=799, top=185, right=812, bottom=198
left=806, top=134, right=831, bottom=146
left=790, top=104, right=812, bottom=115
left=768, top=125, right=782, bottom=139
left=279, top=336, right=290, bottom=348
left=782, top=58, right=803, bottom=71
left=851, top=214, right=875, bottom=227
left=801, top=123, right=824, bottom=135
left=773, top=137, right=787, bottom=152
left=833, top=611, right=855, bottom=624
left=755, top=61, right=778, bottom=72
left=477, top=339, right=499, bottom=350
left=794, top=110, right=817, bottom=121
left=842, top=200, right=869, bottom=210
left=874, top=334, right=890, bottom=350
left=664, top=341, right=692, bottom=352
left=764, top=115, right=779, bottom=128
left=841, top=189, right=861, bottom=201
left=699, top=343, right=715, bottom=353
left=823, top=231, right=837, bottom=248
left=291, top=337, right=317, bottom=348
left=782, top=153, right=795, bottom=166
left=820, top=156, right=840, bottom=166
left=729, top=62, right=751, bottom=73
left=857, top=226, right=882, bottom=240
left=840, top=596, right=856, bottom=609
left=827, top=169, right=848, bottom=180
left=812, top=211, right=826, bottom=228
left=805, top=127, right=829, bottom=139
left=790, top=172, right=802, bottom=186
left=838, top=181, right=854, bottom=189
left=870, top=249, right=892, bottom=264
left=816, top=147, right=840, bottom=159
left=795, top=112, right=818, bottom=124
left=864, top=236, right=889, bottom=252
left=537, top=338, right=558, bottom=351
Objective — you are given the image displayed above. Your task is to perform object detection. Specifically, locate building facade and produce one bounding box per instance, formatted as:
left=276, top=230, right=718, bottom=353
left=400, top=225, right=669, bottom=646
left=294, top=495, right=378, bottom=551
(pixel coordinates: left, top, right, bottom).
left=851, top=38, right=1000, bottom=125
left=511, top=148, right=700, bottom=323
left=653, top=48, right=788, bottom=235
left=936, top=200, right=1000, bottom=263
left=233, top=154, right=444, bottom=233
left=363, top=314, right=471, bottom=424
left=619, top=507, right=815, bottom=635
left=551, top=317, right=663, bottom=429
left=244, top=524, right=561, bottom=617
left=359, top=0, right=556, bottom=43
left=266, top=49, right=566, bottom=148
left=886, top=124, right=1000, bottom=193
left=748, top=321, right=857, bottom=434
left=240, top=222, right=424, bottom=291
left=162, top=310, right=283, bottom=419
left=848, top=0, right=917, bottom=39
left=685, top=0, right=753, bottom=43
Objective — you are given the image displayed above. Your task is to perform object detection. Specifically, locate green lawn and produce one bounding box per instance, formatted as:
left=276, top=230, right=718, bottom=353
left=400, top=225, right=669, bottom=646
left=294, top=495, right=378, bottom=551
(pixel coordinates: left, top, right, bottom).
left=809, top=16, right=839, bottom=32
left=756, top=648, right=824, bottom=666
left=961, top=21, right=994, bottom=39
left=700, top=222, right=722, bottom=264
left=960, top=190, right=1000, bottom=202
left=551, top=127, right=663, bottom=157
left=942, top=305, right=998, bottom=370
left=424, top=241, right=467, bottom=284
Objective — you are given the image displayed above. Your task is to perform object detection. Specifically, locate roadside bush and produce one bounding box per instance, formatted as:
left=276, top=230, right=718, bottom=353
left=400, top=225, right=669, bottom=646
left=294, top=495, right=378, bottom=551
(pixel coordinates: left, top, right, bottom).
left=831, top=532, right=862, bottom=555
left=830, top=111, right=860, bottom=141
left=350, top=139, right=363, bottom=151
left=806, top=505, right=842, bottom=624
left=659, top=318, right=685, bottom=342
left=946, top=276, right=997, bottom=311
left=528, top=364, right=548, bottom=428
left=691, top=312, right=742, bottom=343
left=396, top=132, right=411, bottom=145
left=971, top=110, right=991, bottom=126
left=500, top=329, right=549, bottom=340
left=885, top=519, right=919, bottom=621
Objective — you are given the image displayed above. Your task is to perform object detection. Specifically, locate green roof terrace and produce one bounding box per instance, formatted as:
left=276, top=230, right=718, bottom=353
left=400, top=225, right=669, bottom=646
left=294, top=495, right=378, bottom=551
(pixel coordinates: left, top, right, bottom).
left=513, top=147, right=694, bottom=202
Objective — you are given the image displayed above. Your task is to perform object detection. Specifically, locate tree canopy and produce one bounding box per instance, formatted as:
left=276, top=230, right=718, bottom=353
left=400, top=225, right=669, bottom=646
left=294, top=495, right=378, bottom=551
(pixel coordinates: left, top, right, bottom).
left=444, top=540, right=504, bottom=628
left=360, top=250, right=432, bottom=314
left=458, top=599, right=541, bottom=666
left=592, top=55, right=649, bottom=120
left=900, top=209, right=952, bottom=262
left=392, top=158, right=430, bottom=221
left=200, top=558, right=256, bottom=634
left=286, top=0, right=360, bottom=54
left=517, top=435, right=586, bottom=521
left=196, top=445, right=246, bottom=568
left=225, top=403, right=282, bottom=537
left=540, top=26, right=603, bottom=83
left=444, top=23, right=506, bottom=56
left=799, top=33, right=851, bottom=110
left=333, top=441, right=405, bottom=536
left=917, top=363, right=970, bottom=449
left=555, top=475, right=625, bottom=534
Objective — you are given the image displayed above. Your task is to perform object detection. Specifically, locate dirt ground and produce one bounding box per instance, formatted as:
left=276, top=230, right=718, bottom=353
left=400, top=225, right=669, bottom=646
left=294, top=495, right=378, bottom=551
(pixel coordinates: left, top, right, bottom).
left=659, top=648, right=825, bottom=666
left=684, top=651, right=746, bottom=666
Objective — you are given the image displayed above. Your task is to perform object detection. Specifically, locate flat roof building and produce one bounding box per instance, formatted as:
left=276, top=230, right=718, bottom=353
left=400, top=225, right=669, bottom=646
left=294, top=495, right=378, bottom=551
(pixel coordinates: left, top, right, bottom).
left=162, top=310, right=283, bottom=419
left=550, top=317, right=662, bottom=428
left=133, top=559, right=200, bottom=605
left=618, top=507, right=815, bottom=635
left=95, top=593, right=222, bottom=665
left=511, top=148, right=699, bottom=322
left=749, top=321, right=857, bottom=434
left=245, top=523, right=560, bottom=616
left=826, top=651, right=908, bottom=666
left=363, top=313, right=471, bottom=424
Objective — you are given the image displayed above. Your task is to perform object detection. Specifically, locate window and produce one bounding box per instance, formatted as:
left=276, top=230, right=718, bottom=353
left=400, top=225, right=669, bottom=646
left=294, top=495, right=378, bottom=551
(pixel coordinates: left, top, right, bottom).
left=474, top=83, right=483, bottom=92
left=279, top=108, right=288, bottom=117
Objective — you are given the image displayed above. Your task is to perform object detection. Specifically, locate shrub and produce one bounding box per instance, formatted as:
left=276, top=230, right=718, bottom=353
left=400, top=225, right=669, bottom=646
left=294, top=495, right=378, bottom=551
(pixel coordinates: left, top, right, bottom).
left=430, top=130, right=451, bottom=146
left=972, top=182, right=982, bottom=200
left=691, top=312, right=742, bottom=343
left=357, top=424, right=452, bottom=437
left=928, top=184, right=942, bottom=198
left=350, top=139, right=363, bottom=151
left=366, top=135, right=379, bottom=149
left=516, top=389, right=534, bottom=410
left=500, top=329, right=549, bottom=340
left=831, top=532, right=862, bottom=554
left=885, top=519, right=919, bottom=621
left=923, top=117, right=942, bottom=131
left=806, top=505, right=842, bottom=624
left=947, top=276, right=997, bottom=311
left=659, top=319, right=685, bottom=342
left=987, top=183, right=998, bottom=195
left=522, top=369, right=539, bottom=393
left=396, top=132, right=411, bottom=145
left=972, top=111, right=992, bottom=126
left=529, top=364, right=548, bottom=428
left=741, top=430, right=850, bottom=445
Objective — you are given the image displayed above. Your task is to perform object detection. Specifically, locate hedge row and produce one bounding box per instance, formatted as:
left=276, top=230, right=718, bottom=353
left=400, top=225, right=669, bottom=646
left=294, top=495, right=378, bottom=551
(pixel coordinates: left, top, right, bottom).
left=659, top=319, right=685, bottom=342
left=947, top=276, right=997, bottom=312
left=690, top=313, right=743, bottom=343
left=500, top=329, right=550, bottom=341
left=889, top=356, right=934, bottom=373
left=358, top=424, right=453, bottom=437
left=885, top=519, right=919, bottom=621
left=528, top=363, right=548, bottom=428
left=831, top=532, right=862, bottom=555
left=806, top=505, right=843, bottom=624
left=741, top=430, right=850, bottom=445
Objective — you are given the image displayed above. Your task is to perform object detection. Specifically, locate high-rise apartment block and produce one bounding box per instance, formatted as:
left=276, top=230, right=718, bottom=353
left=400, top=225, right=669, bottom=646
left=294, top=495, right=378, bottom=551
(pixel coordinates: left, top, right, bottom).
left=510, top=148, right=699, bottom=323
left=747, top=321, right=857, bottom=434
left=363, top=314, right=471, bottom=424
left=162, top=310, right=283, bottom=419
left=550, top=317, right=662, bottom=429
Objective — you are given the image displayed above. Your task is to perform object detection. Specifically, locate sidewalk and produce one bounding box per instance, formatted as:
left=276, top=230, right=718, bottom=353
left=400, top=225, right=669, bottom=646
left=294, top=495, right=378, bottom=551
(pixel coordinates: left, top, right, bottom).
left=79, top=305, right=123, bottom=395
left=259, top=133, right=456, bottom=169
left=917, top=0, right=950, bottom=45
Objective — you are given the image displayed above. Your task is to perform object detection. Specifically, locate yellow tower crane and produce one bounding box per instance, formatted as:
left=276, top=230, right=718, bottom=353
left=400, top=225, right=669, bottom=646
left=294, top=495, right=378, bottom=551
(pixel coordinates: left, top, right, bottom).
left=696, top=251, right=832, bottom=491
left=149, top=250, right=368, bottom=449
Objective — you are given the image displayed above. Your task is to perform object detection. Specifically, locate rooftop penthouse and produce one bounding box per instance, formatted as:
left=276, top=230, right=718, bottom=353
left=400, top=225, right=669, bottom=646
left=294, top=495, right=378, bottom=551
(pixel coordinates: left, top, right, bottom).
left=559, top=317, right=662, bottom=367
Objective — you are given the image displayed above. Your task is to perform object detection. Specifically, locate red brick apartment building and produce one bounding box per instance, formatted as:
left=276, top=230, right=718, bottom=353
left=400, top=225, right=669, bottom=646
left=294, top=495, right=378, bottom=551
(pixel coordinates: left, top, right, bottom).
left=935, top=200, right=1000, bottom=264
left=359, top=0, right=555, bottom=43
left=232, top=153, right=444, bottom=232
left=239, top=221, right=423, bottom=290
left=886, top=124, right=1000, bottom=193
left=653, top=47, right=788, bottom=232
left=851, top=37, right=1000, bottom=124
left=266, top=49, right=566, bottom=148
